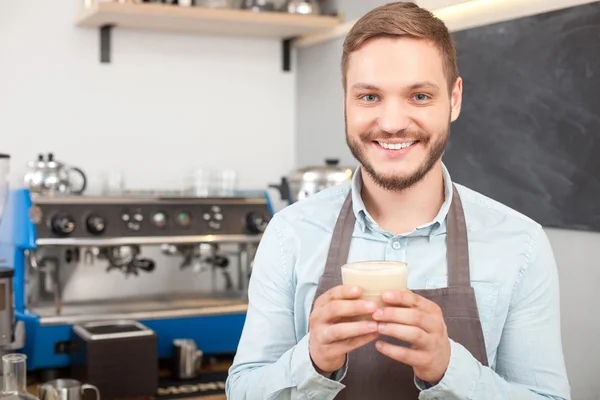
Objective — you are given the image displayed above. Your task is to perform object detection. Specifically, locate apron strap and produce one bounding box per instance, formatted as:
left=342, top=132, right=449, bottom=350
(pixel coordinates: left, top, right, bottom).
left=313, top=192, right=355, bottom=301
left=446, top=184, right=471, bottom=287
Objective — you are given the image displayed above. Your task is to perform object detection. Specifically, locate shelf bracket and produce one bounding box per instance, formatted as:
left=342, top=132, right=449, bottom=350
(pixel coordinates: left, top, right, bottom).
left=100, top=24, right=114, bottom=64
left=282, top=38, right=293, bottom=72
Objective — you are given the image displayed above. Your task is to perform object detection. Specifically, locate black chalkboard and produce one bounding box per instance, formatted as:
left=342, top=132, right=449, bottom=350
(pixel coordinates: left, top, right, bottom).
left=444, top=2, right=600, bottom=232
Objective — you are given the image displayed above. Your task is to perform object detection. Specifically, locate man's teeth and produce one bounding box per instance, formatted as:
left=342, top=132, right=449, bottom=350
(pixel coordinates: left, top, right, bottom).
left=377, top=141, right=416, bottom=150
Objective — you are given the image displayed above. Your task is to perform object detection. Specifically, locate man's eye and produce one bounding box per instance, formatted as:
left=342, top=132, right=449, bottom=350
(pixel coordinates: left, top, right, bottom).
left=413, top=94, right=430, bottom=101
left=361, top=94, right=379, bottom=102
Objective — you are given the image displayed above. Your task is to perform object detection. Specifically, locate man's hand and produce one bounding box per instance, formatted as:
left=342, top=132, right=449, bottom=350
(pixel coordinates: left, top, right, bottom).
left=373, top=290, right=451, bottom=385
left=309, top=284, right=380, bottom=375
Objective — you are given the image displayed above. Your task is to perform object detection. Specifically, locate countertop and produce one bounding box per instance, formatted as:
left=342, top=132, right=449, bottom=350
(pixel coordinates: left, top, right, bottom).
left=26, top=359, right=231, bottom=400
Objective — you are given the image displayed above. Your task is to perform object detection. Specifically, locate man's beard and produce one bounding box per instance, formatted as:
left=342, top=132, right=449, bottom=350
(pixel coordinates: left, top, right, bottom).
left=345, top=115, right=450, bottom=192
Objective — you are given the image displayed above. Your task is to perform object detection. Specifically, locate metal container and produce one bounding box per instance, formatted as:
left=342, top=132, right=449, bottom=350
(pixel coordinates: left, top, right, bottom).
left=38, top=379, right=100, bottom=400
left=270, top=159, right=354, bottom=203
left=0, top=268, right=15, bottom=348
left=172, top=339, right=203, bottom=379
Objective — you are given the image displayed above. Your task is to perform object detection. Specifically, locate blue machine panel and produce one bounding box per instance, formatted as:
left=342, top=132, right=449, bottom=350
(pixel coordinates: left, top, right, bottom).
left=18, top=311, right=247, bottom=370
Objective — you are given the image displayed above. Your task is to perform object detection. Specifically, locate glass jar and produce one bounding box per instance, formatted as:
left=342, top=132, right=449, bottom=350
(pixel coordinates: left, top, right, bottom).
left=0, top=354, right=39, bottom=399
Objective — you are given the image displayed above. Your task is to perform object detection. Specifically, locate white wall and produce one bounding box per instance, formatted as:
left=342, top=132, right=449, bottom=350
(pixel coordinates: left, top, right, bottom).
left=0, top=0, right=296, bottom=193
left=0, top=0, right=295, bottom=302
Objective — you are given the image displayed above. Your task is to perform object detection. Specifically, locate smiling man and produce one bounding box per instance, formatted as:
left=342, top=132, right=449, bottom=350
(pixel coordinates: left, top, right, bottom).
left=225, top=2, right=571, bottom=399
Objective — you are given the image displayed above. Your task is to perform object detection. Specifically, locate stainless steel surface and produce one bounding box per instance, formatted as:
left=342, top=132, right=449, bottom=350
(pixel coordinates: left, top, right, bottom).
left=38, top=378, right=100, bottom=400
left=73, top=320, right=154, bottom=341
left=172, top=339, right=203, bottom=379
left=34, top=295, right=248, bottom=326
left=0, top=275, right=14, bottom=347
left=32, top=194, right=266, bottom=205
left=23, top=194, right=265, bottom=349
left=36, top=234, right=263, bottom=246
left=0, top=269, right=25, bottom=367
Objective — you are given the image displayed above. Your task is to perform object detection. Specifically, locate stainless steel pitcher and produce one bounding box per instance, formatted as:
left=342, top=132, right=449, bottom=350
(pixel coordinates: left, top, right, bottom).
left=172, top=339, right=203, bottom=380
left=37, top=379, right=100, bottom=400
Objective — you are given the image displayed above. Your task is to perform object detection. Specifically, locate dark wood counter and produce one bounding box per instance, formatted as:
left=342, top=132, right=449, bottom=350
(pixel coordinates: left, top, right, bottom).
left=27, top=359, right=231, bottom=400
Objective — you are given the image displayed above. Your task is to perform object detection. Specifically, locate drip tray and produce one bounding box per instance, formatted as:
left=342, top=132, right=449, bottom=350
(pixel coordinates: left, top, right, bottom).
left=32, top=293, right=248, bottom=326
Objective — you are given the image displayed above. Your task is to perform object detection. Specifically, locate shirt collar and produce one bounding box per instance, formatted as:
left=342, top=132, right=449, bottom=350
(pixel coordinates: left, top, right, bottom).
left=351, top=163, right=453, bottom=237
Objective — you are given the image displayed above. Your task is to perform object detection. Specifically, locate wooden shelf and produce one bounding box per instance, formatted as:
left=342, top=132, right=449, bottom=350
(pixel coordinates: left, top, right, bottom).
left=75, top=2, right=341, bottom=70
left=77, top=2, right=340, bottom=38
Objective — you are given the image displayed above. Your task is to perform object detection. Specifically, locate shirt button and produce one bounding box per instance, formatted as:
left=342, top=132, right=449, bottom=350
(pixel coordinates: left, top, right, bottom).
left=392, top=241, right=401, bottom=250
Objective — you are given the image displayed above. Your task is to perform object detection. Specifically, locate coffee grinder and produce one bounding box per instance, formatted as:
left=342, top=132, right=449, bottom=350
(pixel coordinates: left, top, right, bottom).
left=0, top=154, right=25, bottom=373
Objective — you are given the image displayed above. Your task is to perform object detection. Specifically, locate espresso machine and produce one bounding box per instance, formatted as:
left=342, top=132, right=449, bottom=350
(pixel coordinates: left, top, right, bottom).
left=0, top=181, right=272, bottom=380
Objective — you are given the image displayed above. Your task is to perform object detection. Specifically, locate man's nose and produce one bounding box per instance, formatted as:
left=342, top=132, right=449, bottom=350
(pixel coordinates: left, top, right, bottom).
left=378, top=100, right=410, bottom=134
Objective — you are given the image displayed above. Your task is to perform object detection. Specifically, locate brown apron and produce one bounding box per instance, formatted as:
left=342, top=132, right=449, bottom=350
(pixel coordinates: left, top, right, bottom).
left=311, top=185, right=489, bottom=399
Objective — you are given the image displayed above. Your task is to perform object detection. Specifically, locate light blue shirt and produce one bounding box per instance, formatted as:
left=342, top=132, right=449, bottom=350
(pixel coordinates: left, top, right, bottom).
left=225, top=164, right=571, bottom=400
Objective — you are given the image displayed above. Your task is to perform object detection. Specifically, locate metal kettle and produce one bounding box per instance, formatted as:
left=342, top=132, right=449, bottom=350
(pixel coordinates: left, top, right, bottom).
left=270, top=159, right=354, bottom=204
left=24, top=153, right=87, bottom=196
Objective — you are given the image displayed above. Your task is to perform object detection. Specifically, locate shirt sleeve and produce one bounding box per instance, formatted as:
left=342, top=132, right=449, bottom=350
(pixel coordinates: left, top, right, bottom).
left=416, top=226, right=571, bottom=400
left=225, top=214, right=346, bottom=400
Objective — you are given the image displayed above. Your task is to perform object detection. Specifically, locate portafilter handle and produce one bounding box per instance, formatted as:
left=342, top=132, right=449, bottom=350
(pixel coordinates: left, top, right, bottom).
left=132, top=258, right=155, bottom=272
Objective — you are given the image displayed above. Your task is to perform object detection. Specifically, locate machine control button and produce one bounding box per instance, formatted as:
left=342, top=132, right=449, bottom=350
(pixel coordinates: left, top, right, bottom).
left=121, top=213, right=130, bottom=222
left=152, top=212, right=167, bottom=228
left=202, top=213, right=211, bottom=221
left=133, top=213, right=144, bottom=222
left=86, top=214, right=106, bottom=235
left=211, top=206, right=221, bottom=213
left=127, top=222, right=141, bottom=231
left=51, top=214, right=76, bottom=236
left=214, top=213, right=223, bottom=221
left=246, top=212, right=269, bottom=234
left=208, top=221, right=221, bottom=230
left=177, top=212, right=191, bottom=227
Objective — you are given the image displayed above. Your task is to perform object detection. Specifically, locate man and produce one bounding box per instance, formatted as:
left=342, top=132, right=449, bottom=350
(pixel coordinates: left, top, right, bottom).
left=225, top=2, right=571, bottom=399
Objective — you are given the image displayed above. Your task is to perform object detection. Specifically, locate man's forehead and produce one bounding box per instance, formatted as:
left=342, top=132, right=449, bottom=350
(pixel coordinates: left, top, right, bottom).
left=346, top=36, right=446, bottom=84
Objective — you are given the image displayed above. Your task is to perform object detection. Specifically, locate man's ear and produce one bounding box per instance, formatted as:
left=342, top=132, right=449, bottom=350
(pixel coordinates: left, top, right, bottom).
left=450, top=77, right=463, bottom=122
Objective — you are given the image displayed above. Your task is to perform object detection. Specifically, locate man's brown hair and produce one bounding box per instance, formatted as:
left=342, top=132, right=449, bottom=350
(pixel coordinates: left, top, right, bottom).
left=341, top=1, right=458, bottom=93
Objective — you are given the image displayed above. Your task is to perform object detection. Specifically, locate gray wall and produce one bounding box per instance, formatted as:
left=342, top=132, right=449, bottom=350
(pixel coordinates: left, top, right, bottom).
left=296, top=2, right=600, bottom=399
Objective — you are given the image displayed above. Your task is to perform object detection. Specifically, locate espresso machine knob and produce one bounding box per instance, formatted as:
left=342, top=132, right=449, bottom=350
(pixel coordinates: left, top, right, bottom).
left=51, top=214, right=76, bottom=236
left=246, top=212, right=269, bottom=234
left=152, top=212, right=168, bottom=229
left=86, top=214, right=106, bottom=235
